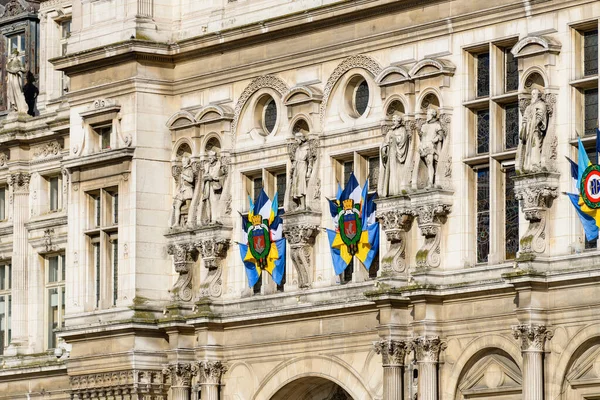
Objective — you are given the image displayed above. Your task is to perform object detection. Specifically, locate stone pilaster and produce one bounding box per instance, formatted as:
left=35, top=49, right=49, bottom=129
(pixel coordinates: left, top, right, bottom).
left=512, top=324, right=553, bottom=400
left=373, top=339, right=410, bottom=400
left=166, top=243, right=198, bottom=302
left=6, top=172, right=30, bottom=354
left=163, top=362, right=198, bottom=400
left=197, top=360, right=227, bottom=400
left=412, top=336, right=446, bottom=400
left=410, top=190, right=453, bottom=269
left=376, top=195, right=415, bottom=276
left=512, top=172, right=559, bottom=258
left=282, top=211, right=321, bottom=290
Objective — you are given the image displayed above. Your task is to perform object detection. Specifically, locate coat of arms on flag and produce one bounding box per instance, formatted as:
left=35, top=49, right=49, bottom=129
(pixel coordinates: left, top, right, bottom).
left=238, top=190, right=286, bottom=287
left=326, top=172, right=379, bottom=275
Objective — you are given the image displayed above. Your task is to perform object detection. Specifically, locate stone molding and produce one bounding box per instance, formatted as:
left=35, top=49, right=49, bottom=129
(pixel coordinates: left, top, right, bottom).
left=373, top=339, right=410, bottom=366
left=197, top=360, right=228, bottom=385
left=8, top=172, right=30, bottom=193
left=512, top=324, right=553, bottom=352
left=412, top=336, right=446, bottom=363
left=163, top=362, right=198, bottom=387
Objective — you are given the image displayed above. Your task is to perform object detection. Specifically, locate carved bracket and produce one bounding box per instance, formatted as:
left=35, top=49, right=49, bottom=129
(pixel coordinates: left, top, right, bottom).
left=376, top=196, right=415, bottom=275
left=196, top=238, right=230, bottom=299
left=282, top=211, right=321, bottom=289
left=513, top=172, right=559, bottom=256
left=373, top=339, right=410, bottom=367
left=167, top=243, right=198, bottom=302
left=512, top=324, right=553, bottom=352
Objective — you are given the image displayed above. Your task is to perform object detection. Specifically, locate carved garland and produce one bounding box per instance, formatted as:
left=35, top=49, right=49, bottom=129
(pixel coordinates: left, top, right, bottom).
left=319, top=55, right=383, bottom=130
left=231, top=75, right=290, bottom=135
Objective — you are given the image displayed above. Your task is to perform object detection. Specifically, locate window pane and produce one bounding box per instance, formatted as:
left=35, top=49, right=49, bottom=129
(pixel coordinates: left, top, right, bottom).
left=368, top=156, right=379, bottom=192
left=264, top=100, right=277, bottom=134
left=584, top=30, right=598, bottom=76
left=505, top=47, right=519, bottom=92
left=50, top=177, right=59, bottom=211
left=0, top=296, right=4, bottom=354
left=477, top=53, right=490, bottom=97
left=113, top=194, right=119, bottom=224
left=276, top=173, right=286, bottom=201
left=94, top=243, right=100, bottom=308
left=343, top=161, right=354, bottom=187
left=505, top=168, right=519, bottom=259
left=476, top=109, right=490, bottom=154
left=253, top=177, right=263, bottom=203
left=48, top=288, right=58, bottom=349
left=61, top=255, right=65, bottom=282
left=0, top=188, right=5, bottom=220
left=48, top=256, right=59, bottom=283
left=505, top=103, right=520, bottom=150
left=0, top=265, right=4, bottom=290
left=113, top=240, right=118, bottom=306
left=101, top=127, right=111, bottom=150
left=355, top=81, right=369, bottom=116
left=476, top=168, right=490, bottom=263
left=95, top=196, right=101, bottom=227
left=585, top=88, right=598, bottom=136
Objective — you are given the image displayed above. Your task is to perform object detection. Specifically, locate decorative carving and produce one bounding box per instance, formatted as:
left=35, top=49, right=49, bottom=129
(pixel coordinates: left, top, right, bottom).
left=170, top=157, right=196, bottom=228
left=320, top=55, right=383, bottom=129
left=289, top=133, right=317, bottom=211
left=377, top=204, right=415, bottom=274
left=411, top=191, right=452, bottom=269
left=512, top=324, right=553, bottom=352
left=373, top=339, right=410, bottom=366
left=196, top=238, right=229, bottom=298
left=8, top=172, right=30, bottom=193
left=6, top=49, right=28, bottom=114
left=516, top=89, right=552, bottom=173
left=44, top=228, right=55, bottom=252
left=232, top=75, right=289, bottom=134
left=201, top=151, right=227, bottom=225
left=0, top=1, right=26, bottom=19
left=197, top=361, right=227, bottom=385
left=69, top=369, right=168, bottom=398
left=412, top=336, right=446, bottom=363
left=0, top=152, right=8, bottom=167
left=513, top=173, right=559, bottom=256
left=379, top=115, right=414, bottom=196
left=417, top=108, right=447, bottom=189
left=167, top=243, right=197, bottom=302
left=283, top=223, right=319, bottom=289
left=33, top=141, right=62, bottom=159
left=163, top=363, right=198, bottom=387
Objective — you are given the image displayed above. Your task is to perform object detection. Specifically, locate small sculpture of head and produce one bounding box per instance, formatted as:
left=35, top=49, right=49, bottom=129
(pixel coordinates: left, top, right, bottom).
left=426, top=108, right=437, bottom=122
left=294, top=130, right=306, bottom=142
left=391, top=114, right=402, bottom=127
left=181, top=156, right=191, bottom=167
left=207, top=150, right=217, bottom=163
left=531, top=88, right=541, bottom=101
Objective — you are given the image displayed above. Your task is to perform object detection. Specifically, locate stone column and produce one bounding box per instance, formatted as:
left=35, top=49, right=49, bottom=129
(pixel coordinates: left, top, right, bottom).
left=197, top=360, right=227, bottom=400
left=412, top=336, right=446, bottom=400
left=6, top=173, right=30, bottom=354
left=512, top=324, right=553, bottom=400
left=163, top=362, right=197, bottom=400
left=373, top=339, right=410, bottom=400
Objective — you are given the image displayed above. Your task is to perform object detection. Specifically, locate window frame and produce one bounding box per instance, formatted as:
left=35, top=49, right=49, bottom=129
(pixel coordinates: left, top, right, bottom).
left=0, top=262, right=12, bottom=355
left=45, top=254, right=65, bottom=349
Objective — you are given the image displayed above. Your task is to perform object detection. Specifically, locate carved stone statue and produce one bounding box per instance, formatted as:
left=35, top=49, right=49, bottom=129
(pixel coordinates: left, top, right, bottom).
left=6, top=50, right=28, bottom=114
left=518, top=88, right=549, bottom=173
left=290, top=131, right=314, bottom=210
left=201, top=151, right=226, bottom=224
left=171, top=156, right=195, bottom=227
left=418, top=108, right=446, bottom=188
left=378, top=115, right=412, bottom=196
left=23, top=71, right=38, bottom=117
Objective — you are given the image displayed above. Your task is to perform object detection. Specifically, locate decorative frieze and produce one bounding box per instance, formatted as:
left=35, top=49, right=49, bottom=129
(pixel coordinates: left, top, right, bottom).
left=376, top=195, right=414, bottom=274
left=167, top=243, right=198, bottom=302
left=70, top=369, right=168, bottom=399
left=8, top=172, right=30, bottom=193
left=32, top=140, right=62, bottom=159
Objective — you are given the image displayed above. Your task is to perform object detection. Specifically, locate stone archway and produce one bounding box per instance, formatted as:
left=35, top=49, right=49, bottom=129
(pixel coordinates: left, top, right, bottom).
left=270, top=376, right=354, bottom=400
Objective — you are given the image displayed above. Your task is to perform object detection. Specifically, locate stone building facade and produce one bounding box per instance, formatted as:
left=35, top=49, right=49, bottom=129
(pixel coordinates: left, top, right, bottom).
left=0, top=0, right=599, bottom=399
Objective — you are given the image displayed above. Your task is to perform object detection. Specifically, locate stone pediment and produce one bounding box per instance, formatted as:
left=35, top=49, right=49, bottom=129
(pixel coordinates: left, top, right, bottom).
left=458, top=354, right=522, bottom=396
left=283, top=85, right=323, bottom=106
left=194, top=104, right=234, bottom=124
left=511, top=35, right=561, bottom=58
left=166, top=110, right=196, bottom=130
left=375, top=65, right=411, bottom=86
left=409, top=58, right=455, bottom=79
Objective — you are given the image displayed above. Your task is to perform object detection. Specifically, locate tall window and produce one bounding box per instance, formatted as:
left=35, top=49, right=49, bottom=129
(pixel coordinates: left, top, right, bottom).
left=476, top=169, right=490, bottom=263
left=46, top=255, right=65, bottom=349
left=505, top=47, right=519, bottom=92
left=49, top=176, right=60, bottom=212
left=584, top=30, right=598, bottom=77
left=368, top=155, right=380, bottom=192
left=343, top=161, right=354, bottom=186
left=0, top=263, right=11, bottom=354
left=477, top=53, right=490, bottom=98
left=504, top=167, right=519, bottom=259
left=584, top=88, right=598, bottom=136
left=0, top=187, right=5, bottom=221
left=504, top=103, right=520, bottom=150
left=476, top=109, right=490, bottom=154
left=86, top=188, right=119, bottom=309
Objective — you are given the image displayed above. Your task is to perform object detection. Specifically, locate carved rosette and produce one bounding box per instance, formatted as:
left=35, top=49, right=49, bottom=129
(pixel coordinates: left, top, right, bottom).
left=8, top=172, right=30, bottom=193
left=513, top=172, right=559, bottom=256
left=196, top=238, right=230, bottom=298
left=163, top=363, right=198, bottom=387
left=167, top=243, right=198, bottom=302
left=282, top=211, right=321, bottom=289
left=197, top=360, right=228, bottom=385
left=512, top=324, right=553, bottom=352
left=413, top=199, right=452, bottom=269
left=376, top=196, right=415, bottom=274
left=373, top=339, right=410, bottom=367
left=412, top=336, right=447, bottom=363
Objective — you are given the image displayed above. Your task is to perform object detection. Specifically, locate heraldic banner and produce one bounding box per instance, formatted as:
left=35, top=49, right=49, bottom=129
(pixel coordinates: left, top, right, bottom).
left=326, top=172, right=379, bottom=275
left=567, top=130, right=600, bottom=241
left=238, top=190, right=286, bottom=287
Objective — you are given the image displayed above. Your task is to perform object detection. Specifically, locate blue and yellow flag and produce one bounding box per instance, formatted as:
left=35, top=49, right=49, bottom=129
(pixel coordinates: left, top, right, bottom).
left=238, top=190, right=286, bottom=287
left=326, top=173, right=379, bottom=274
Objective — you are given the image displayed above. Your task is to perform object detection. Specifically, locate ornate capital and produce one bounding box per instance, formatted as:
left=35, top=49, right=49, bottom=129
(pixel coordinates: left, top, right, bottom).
left=196, top=238, right=229, bottom=270
left=283, top=224, right=319, bottom=245
left=8, top=172, right=30, bottom=193
left=167, top=243, right=197, bottom=302
left=378, top=209, right=415, bottom=240
left=197, top=361, right=227, bottom=385
left=412, top=336, right=446, bottom=363
left=512, top=324, right=553, bottom=352
left=373, top=339, right=410, bottom=366
left=415, top=204, right=451, bottom=227
left=163, top=363, right=197, bottom=387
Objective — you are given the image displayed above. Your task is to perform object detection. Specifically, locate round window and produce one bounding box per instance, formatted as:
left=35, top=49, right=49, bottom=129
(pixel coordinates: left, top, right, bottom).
left=263, top=99, right=278, bottom=134
left=354, top=80, right=369, bottom=116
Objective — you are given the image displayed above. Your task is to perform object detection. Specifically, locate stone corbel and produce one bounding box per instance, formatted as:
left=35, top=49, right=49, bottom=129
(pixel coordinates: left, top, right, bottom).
left=282, top=211, right=321, bottom=289
left=513, top=172, right=559, bottom=257
left=167, top=243, right=198, bottom=302
left=376, top=195, right=415, bottom=275
left=410, top=190, right=452, bottom=269
left=196, top=238, right=229, bottom=299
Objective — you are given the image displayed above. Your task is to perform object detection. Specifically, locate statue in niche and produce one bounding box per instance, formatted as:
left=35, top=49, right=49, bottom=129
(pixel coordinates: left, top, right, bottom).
left=418, top=108, right=446, bottom=188
left=517, top=88, right=549, bottom=173
left=6, top=50, right=28, bottom=114
left=378, top=114, right=412, bottom=197
left=171, top=156, right=195, bottom=227
left=290, top=130, right=314, bottom=210
left=201, top=151, right=226, bottom=224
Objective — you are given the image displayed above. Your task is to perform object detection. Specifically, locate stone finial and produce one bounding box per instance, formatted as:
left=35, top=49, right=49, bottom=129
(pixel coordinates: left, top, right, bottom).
left=373, top=339, right=410, bottom=366
left=411, top=336, right=447, bottom=363
left=512, top=324, right=553, bottom=352
left=197, top=360, right=227, bottom=385
left=162, top=362, right=198, bottom=387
